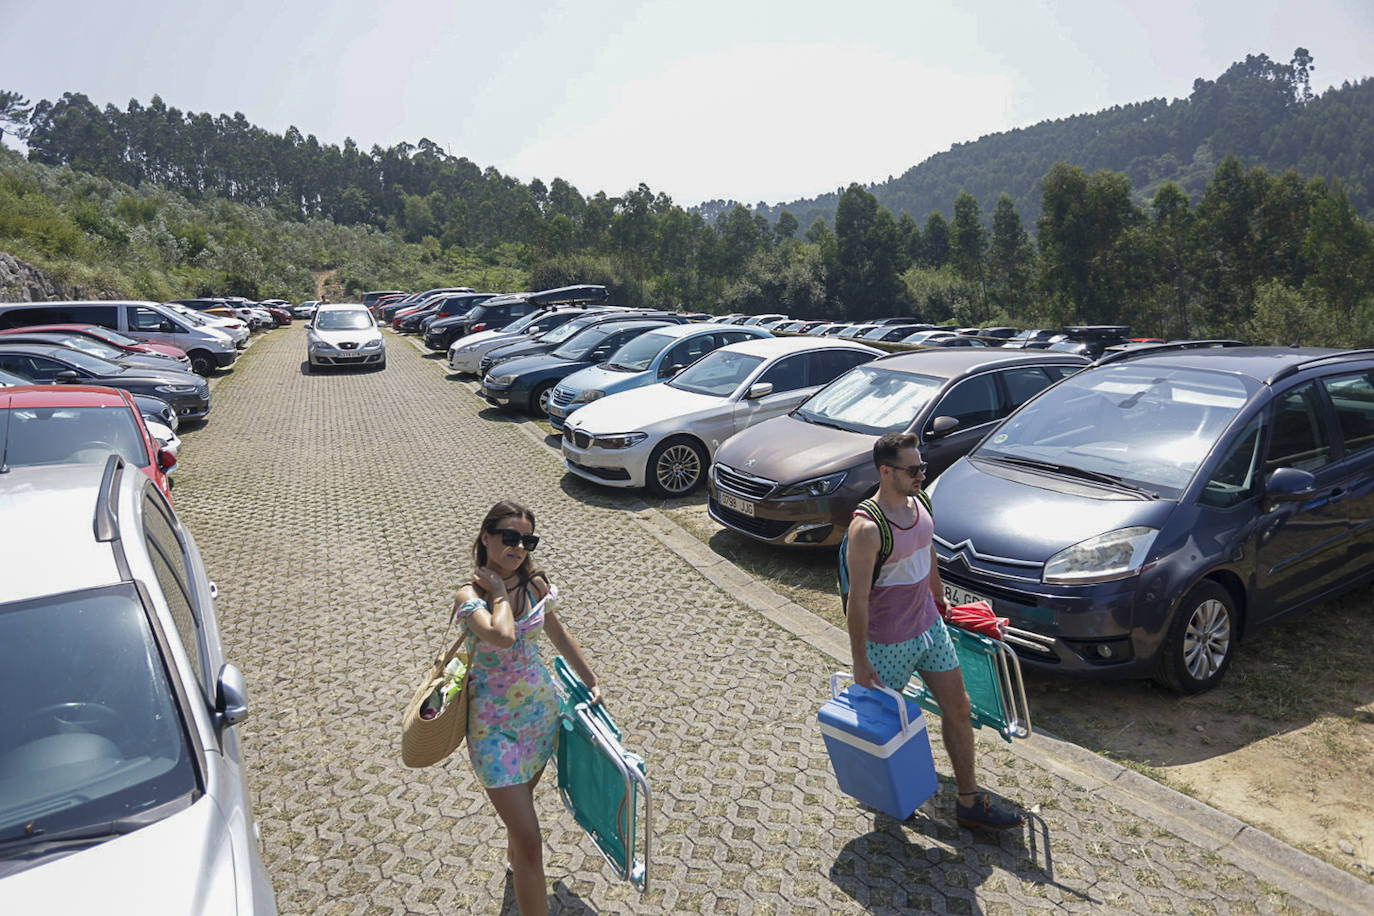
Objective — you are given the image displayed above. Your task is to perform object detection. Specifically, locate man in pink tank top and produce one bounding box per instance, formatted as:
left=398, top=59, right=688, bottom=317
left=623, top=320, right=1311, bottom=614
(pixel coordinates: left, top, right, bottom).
left=845, top=431, right=1022, bottom=830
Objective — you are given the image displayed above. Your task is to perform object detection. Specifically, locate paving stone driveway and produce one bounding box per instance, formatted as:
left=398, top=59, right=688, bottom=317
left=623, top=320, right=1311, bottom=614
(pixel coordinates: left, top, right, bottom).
left=175, top=327, right=1316, bottom=915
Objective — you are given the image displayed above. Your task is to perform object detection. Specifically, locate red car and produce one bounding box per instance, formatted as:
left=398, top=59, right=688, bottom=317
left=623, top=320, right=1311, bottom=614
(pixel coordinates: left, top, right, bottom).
left=0, top=323, right=191, bottom=367
left=0, top=384, right=176, bottom=500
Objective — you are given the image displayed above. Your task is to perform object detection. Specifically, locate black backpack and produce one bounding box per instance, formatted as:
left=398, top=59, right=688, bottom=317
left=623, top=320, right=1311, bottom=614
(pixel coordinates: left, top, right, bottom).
left=837, top=491, right=933, bottom=612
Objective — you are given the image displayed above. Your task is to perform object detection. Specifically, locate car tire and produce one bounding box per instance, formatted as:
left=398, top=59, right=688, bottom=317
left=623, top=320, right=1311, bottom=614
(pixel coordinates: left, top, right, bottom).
left=647, top=436, right=708, bottom=498
left=187, top=350, right=214, bottom=376
left=1156, top=580, right=1237, bottom=695
left=531, top=381, right=556, bottom=417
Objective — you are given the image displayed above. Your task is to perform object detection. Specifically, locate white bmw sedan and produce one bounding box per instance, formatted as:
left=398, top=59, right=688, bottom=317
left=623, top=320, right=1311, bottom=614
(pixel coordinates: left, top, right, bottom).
left=306, top=304, right=386, bottom=371
left=561, top=337, right=880, bottom=497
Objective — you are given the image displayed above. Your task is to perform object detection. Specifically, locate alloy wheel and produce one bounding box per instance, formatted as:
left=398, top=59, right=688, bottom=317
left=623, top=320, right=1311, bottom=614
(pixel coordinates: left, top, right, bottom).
left=1182, top=598, right=1231, bottom=680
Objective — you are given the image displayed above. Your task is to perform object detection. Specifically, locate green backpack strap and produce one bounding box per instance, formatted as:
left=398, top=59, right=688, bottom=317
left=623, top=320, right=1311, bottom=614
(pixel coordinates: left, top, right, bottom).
left=854, top=498, right=893, bottom=588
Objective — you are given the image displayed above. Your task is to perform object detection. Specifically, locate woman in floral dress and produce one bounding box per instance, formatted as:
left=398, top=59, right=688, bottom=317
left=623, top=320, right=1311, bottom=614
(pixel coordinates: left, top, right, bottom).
left=454, top=500, right=601, bottom=916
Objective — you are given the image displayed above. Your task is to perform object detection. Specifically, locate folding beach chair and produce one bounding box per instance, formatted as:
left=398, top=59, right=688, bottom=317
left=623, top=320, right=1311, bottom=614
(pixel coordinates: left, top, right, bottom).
left=901, top=626, right=1032, bottom=743
left=552, top=657, right=652, bottom=891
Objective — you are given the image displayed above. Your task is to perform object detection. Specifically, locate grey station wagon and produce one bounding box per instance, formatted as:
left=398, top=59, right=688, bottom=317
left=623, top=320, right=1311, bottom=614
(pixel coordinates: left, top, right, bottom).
left=0, top=457, right=276, bottom=912
left=928, top=344, right=1374, bottom=693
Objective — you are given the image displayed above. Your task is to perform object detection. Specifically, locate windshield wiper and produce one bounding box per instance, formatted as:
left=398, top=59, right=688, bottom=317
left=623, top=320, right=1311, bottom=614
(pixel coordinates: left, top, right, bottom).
left=793, top=412, right=852, bottom=432
left=0, top=818, right=146, bottom=859
left=985, top=455, right=1158, bottom=498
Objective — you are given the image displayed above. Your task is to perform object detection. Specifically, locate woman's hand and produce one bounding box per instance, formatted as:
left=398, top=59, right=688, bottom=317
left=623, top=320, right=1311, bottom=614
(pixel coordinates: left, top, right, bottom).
left=471, top=566, right=508, bottom=599
left=587, top=682, right=604, bottom=706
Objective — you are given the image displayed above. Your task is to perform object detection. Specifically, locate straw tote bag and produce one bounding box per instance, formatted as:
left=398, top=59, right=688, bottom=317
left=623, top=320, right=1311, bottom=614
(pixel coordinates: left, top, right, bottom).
left=400, top=614, right=473, bottom=768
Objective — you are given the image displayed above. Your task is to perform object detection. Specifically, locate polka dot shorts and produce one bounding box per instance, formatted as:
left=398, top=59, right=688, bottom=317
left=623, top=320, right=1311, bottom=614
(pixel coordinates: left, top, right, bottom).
left=867, top=618, right=960, bottom=689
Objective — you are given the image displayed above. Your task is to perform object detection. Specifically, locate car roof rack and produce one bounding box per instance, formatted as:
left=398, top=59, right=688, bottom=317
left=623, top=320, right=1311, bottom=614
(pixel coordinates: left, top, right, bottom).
left=1093, top=339, right=1248, bottom=367
left=1265, top=348, right=1374, bottom=385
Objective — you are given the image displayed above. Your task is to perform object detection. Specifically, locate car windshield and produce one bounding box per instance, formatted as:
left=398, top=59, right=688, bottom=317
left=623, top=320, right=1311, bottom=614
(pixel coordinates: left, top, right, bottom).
left=669, top=350, right=765, bottom=397
left=975, top=364, right=1257, bottom=498
left=540, top=315, right=600, bottom=345
left=551, top=325, right=619, bottom=361
left=46, top=349, right=123, bottom=375
left=315, top=310, right=373, bottom=331
left=605, top=330, right=676, bottom=372
left=0, top=585, right=197, bottom=872
left=0, top=405, right=150, bottom=468
left=503, top=311, right=546, bottom=335
left=94, top=329, right=140, bottom=348
left=795, top=366, right=943, bottom=435
left=52, top=336, right=122, bottom=361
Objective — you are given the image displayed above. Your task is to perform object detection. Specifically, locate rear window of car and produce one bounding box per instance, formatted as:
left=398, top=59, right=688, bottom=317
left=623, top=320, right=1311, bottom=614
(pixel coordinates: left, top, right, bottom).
left=1, top=405, right=149, bottom=468
left=0, top=584, right=198, bottom=870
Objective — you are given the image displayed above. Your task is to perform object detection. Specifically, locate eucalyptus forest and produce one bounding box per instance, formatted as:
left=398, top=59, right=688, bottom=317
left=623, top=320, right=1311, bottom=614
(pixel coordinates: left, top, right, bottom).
left=0, top=49, right=1371, bottom=346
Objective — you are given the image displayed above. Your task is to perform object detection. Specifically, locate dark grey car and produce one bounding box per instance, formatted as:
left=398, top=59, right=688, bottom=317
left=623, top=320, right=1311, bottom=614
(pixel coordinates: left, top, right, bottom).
left=929, top=345, right=1374, bottom=693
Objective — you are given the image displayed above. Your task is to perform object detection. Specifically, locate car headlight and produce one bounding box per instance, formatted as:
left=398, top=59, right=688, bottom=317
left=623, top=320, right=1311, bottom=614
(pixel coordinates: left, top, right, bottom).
left=594, top=432, right=648, bottom=449
left=488, top=375, right=515, bottom=387
left=364, top=339, right=382, bottom=349
left=154, top=384, right=197, bottom=394
left=310, top=339, right=332, bottom=351
left=1043, top=526, right=1158, bottom=584
left=775, top=471, right=848, bottom=498
left=573, top=389, right=606, bottom=404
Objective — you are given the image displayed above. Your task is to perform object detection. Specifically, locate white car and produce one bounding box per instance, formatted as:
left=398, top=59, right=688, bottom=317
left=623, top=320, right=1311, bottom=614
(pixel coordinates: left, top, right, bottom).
left=161, top=304, right=249, bottom=348
left=306, top=304, right=385, bottom=371
left=561, top=337, right=881, bottom=497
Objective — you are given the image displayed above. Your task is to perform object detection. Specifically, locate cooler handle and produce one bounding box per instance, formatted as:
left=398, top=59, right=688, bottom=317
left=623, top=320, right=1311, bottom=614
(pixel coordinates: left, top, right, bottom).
left=830, top=671, right=914, bottom=738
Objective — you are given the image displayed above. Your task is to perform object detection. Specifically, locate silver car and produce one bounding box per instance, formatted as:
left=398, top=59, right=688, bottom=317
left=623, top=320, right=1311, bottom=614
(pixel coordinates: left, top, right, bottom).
left=0, top=457, right=276, bottom=913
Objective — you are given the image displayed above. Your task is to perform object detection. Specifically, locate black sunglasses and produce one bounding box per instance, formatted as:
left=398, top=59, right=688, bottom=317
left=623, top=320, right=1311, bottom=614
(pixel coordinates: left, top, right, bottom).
left=886, top=462, right=929, bottom=477
left=493, top=528, right=540, bottom=551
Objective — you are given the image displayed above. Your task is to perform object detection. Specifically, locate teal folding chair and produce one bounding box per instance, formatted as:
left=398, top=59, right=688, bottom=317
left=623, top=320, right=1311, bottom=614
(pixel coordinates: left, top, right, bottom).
left=901, top=626, right=1032, bottom=743
left=552, top=657, right=651, bottom=891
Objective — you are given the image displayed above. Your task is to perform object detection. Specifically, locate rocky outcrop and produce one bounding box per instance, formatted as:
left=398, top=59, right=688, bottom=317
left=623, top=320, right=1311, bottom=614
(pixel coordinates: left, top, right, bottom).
left=0, top=252, right=71, bottom=301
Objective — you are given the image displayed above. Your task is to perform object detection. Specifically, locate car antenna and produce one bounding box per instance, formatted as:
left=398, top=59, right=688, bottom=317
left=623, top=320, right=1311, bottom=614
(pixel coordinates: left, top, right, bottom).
left=0, top=394, right=11, bottom=474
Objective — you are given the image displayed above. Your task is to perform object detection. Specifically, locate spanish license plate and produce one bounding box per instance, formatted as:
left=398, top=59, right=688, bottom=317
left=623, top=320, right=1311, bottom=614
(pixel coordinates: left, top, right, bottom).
left=718, top=492, right=756, bottom=517
left=548, top=405, right=566, bottom=418
left=944, top=583, right=992, bottom=609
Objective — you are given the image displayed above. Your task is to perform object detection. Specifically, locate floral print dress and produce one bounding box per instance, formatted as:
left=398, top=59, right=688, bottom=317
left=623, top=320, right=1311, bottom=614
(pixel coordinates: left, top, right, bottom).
left=456, top=585, right=561, bottom=788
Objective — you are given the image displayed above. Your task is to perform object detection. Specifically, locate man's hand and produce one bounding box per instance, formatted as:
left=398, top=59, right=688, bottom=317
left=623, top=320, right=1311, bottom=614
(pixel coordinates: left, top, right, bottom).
left=853, top=655, right=882, bottom=690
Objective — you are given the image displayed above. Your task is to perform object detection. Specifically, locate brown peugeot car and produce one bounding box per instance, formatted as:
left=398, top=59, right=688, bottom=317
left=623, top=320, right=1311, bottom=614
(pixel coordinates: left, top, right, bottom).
left=707, top=348, right=1090, bottom=546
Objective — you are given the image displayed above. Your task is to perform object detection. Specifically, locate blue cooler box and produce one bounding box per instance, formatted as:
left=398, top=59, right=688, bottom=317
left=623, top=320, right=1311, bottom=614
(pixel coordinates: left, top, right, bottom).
left=818, top=673, right=938, bottom=819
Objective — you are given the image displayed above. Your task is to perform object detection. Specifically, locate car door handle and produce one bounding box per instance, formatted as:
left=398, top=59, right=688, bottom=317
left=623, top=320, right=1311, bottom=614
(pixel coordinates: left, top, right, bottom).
left=1327, top=487, right=1348, bottom=502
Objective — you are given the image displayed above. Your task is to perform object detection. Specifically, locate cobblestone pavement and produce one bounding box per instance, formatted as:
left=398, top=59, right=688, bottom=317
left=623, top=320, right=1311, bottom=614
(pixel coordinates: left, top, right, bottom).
left=176, top=326, right=1322, bottom=914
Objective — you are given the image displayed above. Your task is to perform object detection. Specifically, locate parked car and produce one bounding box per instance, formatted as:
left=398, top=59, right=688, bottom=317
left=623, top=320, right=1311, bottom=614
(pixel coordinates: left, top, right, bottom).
left=291, top=300, right=320, bottom=319
left=926, top=344, right=1374, bottom=693
left=740, top=313, right=787, bottom=327
left=1045, top=325, right=1133, bottom=358
left=420, top=295, right=499, bottom=350
left=0, top=325, right=191, bottom=370
left=306, top=304, right=385, bottom=372
left=546, top=323, right=772, bottom=430
left=161, top=303, right=254, bottom=347
left=0, top=384, right=177, bottom=499
left=0, top=332, right=194, bottom=375
left=362, top=289, right=405, bottom=314
left=480, top=319, right=677, bottom=416
left=0, top=456, right=276, bottom=912
left=0, top=302, right=240, bottom=376
left=974, top=327, right=1020, bottom=344
left=447, top=307, right=611, bottom=374
left=860, top=324, right=928, bottom=343
left=708, top=349, right=1089, bottom=546
left=379, top=287, right=476, bottom=322
left=561, top=337, right=882, bottom=497
left=479, top=309, right=681, bottom=377
left=460, top=285, right=609, bottom=339
left=1002, top=328, right=1059, bottom=350
left=0, top=343, right=211, bottom=421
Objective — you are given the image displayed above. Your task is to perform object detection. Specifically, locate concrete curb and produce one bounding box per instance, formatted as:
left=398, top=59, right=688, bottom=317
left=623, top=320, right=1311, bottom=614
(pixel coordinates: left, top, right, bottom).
left=413, top=333, right=1374, bottom=915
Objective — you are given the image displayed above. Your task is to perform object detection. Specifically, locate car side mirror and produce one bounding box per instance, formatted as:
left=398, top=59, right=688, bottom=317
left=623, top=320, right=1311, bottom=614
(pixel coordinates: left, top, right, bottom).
left=1265, top=467, right=1317, bottom=500
left=659, top=363, right=685, bottom=379
left=157, top=447, right=178, bottom=472
left=55, top=370, right=81, bottom=383
left=215, top=663, right=250, bottom=729
left=745, top=382, right=774, bottom=400
left=926, top=415, right=960, bottom=439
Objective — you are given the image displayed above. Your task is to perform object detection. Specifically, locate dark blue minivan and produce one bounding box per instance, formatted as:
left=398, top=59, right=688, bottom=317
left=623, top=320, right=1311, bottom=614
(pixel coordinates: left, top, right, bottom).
left=928, top=344, right=1374, bottom=692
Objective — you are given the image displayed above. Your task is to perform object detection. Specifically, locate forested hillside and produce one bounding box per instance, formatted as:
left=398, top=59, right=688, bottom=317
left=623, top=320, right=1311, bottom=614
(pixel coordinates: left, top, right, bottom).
left=1, top=47, right=1372, bottom=349
left=750, top=50, right=1374, bottom=230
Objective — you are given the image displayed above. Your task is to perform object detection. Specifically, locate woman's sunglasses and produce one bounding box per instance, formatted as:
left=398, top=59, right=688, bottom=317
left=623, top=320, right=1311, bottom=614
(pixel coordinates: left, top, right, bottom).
left=493, top=528, right=540, bottom=551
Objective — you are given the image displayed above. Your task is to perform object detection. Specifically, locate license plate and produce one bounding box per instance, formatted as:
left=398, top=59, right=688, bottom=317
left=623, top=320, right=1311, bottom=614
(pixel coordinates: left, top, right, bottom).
left=548, top=405, right=565, bottom=418
left=718, top=492, right=756, bottom=517
left=944, top=584, right=991, bottom=609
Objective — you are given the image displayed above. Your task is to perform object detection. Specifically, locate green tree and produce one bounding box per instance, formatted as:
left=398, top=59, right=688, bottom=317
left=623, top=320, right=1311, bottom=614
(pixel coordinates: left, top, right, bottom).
left=774, top=210, right=798, bottom=240
left=833, top=183, right=905, bottom=319
left=987, top=194, right=1033, bottom=317
left=1036, top=163, right=1143, bottom=324
left=0, top=90, right=33, bottom=143
left=950, top=191, right=987, bottom=317
left=922, top=211, right=949, bottom=268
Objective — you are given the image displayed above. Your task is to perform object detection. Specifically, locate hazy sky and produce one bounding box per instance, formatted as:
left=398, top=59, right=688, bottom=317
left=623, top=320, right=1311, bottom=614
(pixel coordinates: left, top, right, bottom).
left=1, top=1, right=1371, bottom=206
